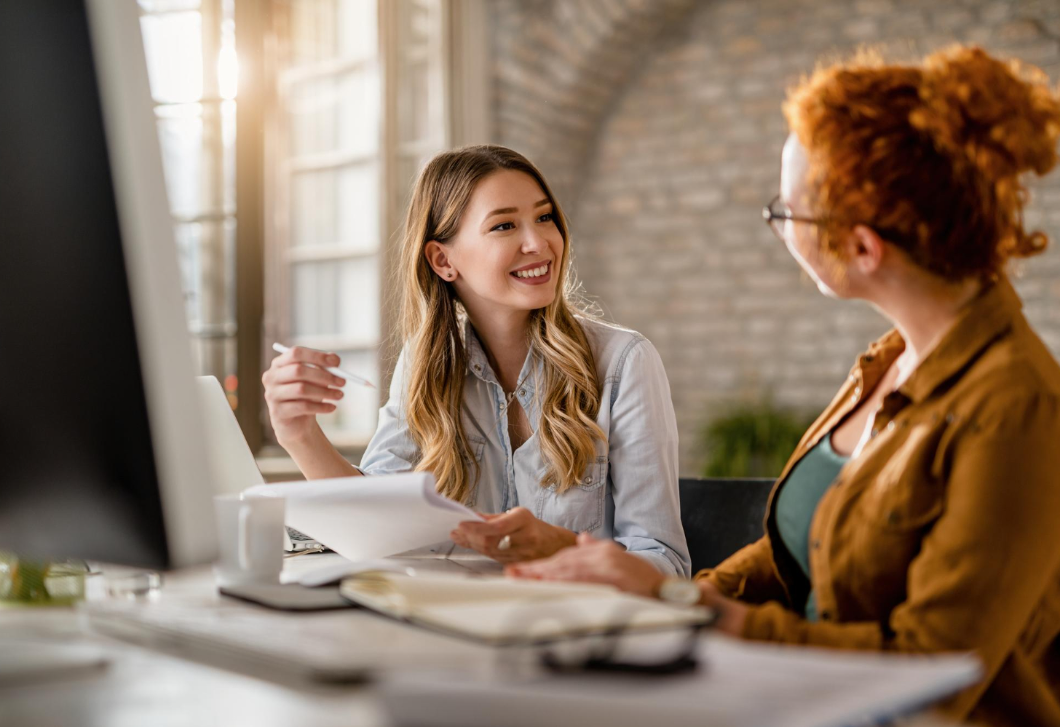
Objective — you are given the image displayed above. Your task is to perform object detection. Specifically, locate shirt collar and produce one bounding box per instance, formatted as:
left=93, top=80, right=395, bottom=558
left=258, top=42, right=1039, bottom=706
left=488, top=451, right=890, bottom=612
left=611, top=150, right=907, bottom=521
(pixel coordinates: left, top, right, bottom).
left=846, top=276, right=1022, bottom=406
left=852, top=329, right=906, bottom=394
left=463, top=318, right=497, bottom=385
left=463, top=319, right=542, bottom=413
left=896, top=276, right=1022, bottom=403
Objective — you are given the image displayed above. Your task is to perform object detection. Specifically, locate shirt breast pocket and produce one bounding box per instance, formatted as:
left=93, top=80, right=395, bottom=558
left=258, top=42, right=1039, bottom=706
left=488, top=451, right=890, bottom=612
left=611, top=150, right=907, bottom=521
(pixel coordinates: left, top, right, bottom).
left=463, top=435, right=488, bottom=508
left=538, top=456, right=608, bottom=534
left=864, top=425, right=944, bottom=532
left=466, top=435, right=487, bottom=464
left=868, top=475, right=944, bottom=531
left=850, top=433, right=943, bottom=603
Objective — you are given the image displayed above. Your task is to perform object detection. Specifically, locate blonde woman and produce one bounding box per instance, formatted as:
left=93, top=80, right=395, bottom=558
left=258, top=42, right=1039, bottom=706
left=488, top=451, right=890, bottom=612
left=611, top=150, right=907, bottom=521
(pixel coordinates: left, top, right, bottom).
left=262, top=145, right=689, bottom=575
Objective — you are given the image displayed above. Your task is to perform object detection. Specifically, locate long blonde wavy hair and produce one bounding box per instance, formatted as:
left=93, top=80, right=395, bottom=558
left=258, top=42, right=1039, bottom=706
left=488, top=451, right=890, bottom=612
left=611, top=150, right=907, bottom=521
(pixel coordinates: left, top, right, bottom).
left=396, top=145, right=605, bottom=504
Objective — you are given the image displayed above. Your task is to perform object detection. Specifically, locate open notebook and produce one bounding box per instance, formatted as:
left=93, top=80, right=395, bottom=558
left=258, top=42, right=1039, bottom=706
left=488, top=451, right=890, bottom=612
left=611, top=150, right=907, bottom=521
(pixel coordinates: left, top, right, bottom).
left=338, top=572, right=715, bottom=646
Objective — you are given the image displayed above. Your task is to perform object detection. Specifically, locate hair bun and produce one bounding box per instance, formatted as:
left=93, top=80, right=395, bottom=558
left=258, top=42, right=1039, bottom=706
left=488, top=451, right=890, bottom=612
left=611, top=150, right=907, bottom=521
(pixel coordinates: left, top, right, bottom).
left=909, top=46, right=1060, bottom=182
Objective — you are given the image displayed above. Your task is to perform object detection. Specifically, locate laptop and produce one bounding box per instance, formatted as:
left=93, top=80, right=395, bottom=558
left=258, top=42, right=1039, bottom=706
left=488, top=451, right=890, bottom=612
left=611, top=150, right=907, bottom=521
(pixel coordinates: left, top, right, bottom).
left=195, top=376, right=325, bottom=553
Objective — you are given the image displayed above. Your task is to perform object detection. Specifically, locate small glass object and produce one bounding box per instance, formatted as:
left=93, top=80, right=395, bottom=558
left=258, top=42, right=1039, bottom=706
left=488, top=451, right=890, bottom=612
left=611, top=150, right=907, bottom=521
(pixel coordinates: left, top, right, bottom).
left=103, top=569, right=163, bottom=601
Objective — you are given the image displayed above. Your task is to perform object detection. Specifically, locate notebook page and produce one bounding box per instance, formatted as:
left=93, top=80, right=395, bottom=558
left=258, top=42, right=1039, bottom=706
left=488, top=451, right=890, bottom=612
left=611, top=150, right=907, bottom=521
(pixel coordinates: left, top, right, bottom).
left=340, top=573, right=712, bottom=643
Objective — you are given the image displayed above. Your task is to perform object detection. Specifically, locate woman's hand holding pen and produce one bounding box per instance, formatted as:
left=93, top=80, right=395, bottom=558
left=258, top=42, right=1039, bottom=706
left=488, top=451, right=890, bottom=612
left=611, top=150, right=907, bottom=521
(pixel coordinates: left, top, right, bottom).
left=451, top=507, right=577, bottom=564
left=262, top=346, right=347, bottom=447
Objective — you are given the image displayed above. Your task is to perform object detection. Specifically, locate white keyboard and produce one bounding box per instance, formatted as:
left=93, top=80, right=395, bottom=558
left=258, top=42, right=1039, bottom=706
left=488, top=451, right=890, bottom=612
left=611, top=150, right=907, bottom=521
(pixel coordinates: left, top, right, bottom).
left=81, top=597, right=489, bottom=684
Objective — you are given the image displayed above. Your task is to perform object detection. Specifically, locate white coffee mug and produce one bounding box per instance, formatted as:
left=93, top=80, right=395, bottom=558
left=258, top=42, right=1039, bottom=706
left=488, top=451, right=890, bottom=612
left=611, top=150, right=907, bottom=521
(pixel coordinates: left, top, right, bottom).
left=213, top=494, right=285, bottom=588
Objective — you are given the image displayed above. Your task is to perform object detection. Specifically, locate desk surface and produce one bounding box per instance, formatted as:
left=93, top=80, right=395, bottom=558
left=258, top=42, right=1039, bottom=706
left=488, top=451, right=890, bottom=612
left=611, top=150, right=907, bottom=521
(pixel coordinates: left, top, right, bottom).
left=0, top=554, right=961, bottom=727
left=1, top=552, right=504, bottom=727
left=1, top=556, right=404, bottom=727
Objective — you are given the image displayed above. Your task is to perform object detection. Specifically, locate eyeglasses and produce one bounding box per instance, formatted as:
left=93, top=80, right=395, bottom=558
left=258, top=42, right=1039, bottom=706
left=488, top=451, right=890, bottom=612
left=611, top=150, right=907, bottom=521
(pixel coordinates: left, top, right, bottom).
left=762, top=194, right=827, bottom=241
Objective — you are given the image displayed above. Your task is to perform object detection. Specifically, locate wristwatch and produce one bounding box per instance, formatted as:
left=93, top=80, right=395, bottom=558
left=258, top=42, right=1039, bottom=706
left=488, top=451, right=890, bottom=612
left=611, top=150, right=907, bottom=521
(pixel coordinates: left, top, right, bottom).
left=657, top=577, right=702, bottom=606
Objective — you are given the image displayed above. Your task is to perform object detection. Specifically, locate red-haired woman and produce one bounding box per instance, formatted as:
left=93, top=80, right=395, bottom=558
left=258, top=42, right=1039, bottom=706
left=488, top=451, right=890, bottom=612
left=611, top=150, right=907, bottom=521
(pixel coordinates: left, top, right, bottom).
left=510, top=46, right=1060, bottom=726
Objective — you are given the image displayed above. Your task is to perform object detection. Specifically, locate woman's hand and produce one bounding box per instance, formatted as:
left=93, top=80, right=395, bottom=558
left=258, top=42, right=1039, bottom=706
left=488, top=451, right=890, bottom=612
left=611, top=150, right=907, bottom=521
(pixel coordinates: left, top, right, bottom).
left=505, top=533, right=666, bottom=598
left=695, top=579, right=749, bottom=637
left=507, top=534, right=751, bottom=635
left=262, top=346, right=346, bottom=447
left=451, top=507, right=577, bottom=564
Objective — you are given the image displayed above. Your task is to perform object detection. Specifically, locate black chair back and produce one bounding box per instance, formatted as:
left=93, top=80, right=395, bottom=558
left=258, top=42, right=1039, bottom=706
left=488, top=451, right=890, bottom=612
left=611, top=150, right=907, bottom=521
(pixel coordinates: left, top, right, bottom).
left=679, top=477, right=775, bottom=575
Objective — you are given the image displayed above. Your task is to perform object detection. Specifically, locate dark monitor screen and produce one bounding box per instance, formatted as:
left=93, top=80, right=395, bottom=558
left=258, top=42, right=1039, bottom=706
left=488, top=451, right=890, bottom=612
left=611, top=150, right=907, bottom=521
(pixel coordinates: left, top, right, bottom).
left=0, top=1, right=170, bottom=566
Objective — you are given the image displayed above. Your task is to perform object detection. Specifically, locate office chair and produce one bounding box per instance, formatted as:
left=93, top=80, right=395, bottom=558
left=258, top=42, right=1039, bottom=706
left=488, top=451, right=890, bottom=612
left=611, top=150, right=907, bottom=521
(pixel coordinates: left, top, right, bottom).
left=679, top=477, right=775, bottom=575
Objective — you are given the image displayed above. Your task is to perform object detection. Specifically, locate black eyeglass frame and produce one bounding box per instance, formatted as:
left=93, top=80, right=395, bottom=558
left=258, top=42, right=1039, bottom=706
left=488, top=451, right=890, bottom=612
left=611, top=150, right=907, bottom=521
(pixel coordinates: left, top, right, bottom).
left=762, top=194, right=828, bottom=240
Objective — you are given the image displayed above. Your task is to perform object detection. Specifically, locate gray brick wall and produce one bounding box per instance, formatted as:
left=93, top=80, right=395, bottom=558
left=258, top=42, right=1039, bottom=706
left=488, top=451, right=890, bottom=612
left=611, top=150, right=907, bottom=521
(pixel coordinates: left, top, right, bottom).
left=490, top=0, right=1060, bottom=475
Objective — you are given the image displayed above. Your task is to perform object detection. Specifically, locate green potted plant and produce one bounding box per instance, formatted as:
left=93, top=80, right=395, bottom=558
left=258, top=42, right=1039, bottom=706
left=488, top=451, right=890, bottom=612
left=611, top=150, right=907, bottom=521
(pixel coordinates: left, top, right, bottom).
left=701, top=402, right=815, bottom=478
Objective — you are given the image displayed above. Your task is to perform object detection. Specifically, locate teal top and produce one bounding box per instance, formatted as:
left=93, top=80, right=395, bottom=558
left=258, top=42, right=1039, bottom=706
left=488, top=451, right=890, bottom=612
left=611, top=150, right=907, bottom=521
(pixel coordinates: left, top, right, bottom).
left=774, top=432, right=849, bottom=621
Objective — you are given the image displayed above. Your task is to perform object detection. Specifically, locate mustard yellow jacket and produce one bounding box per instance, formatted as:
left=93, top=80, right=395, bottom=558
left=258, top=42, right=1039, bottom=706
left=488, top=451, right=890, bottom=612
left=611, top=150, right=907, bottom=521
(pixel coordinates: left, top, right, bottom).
left=699, top=278, right=1060, bottom=726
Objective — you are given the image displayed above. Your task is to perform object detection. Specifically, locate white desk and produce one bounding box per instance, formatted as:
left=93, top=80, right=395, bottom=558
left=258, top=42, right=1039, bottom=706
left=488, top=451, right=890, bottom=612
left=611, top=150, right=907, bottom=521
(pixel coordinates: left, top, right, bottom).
left=0, top=555, right=963, bottom=727
left=0, top=553, right=500, bottom=727
left=1, top=580, right=385, bottom=727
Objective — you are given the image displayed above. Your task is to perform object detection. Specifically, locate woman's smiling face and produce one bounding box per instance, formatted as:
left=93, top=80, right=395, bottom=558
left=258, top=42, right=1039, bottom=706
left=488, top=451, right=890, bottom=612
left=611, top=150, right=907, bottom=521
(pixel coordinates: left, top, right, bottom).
left=436, top=169, right=565, bottom=314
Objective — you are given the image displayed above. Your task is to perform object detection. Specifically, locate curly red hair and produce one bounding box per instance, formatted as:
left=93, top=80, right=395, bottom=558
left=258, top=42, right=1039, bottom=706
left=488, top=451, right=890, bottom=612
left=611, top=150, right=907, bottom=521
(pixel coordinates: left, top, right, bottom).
left=784, top=45, right=1060, bottom=281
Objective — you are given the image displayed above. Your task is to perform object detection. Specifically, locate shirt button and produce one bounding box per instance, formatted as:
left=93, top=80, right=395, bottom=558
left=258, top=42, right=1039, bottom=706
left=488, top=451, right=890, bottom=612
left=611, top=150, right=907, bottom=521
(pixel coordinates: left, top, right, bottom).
left=473, top=364, right=481, bottom=371
left=519, top=389, right=526, bottom=396
left=582, top=477, right=592, bottom=484
left=886, top=421, right=896, bottom=432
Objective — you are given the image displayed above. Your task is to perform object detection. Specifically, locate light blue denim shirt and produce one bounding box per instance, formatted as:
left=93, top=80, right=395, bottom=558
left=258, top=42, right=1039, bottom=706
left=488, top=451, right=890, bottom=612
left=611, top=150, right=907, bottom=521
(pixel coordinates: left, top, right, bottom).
left=359, top=317, right=690, bottom=576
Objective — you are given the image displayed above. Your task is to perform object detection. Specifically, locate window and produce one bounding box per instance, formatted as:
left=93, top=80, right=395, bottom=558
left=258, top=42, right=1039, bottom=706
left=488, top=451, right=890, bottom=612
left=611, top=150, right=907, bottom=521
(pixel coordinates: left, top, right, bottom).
left=141, top=0, right=488, bottom=457
left=139, top=0, right=241, bottom=408
left=265, top=0, right=452, bottom=450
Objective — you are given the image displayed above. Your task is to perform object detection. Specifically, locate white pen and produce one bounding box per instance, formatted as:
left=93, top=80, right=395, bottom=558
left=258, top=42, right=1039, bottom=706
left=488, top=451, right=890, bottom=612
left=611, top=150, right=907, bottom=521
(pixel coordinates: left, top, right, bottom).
left=272, top=343, right=375, bottom=389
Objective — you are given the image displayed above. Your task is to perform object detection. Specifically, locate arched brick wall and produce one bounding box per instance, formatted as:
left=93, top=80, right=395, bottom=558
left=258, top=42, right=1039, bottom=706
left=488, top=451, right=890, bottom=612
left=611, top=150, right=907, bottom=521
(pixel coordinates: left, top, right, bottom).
left=492, top=0, right=1060, bottom=474
left=490, top=0, right=697, bottom=204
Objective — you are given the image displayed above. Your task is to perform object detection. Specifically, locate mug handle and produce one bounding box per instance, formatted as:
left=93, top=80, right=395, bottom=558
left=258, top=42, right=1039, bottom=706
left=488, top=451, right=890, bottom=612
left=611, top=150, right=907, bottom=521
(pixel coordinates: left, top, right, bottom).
left=238, top=504, right=252, bottom=570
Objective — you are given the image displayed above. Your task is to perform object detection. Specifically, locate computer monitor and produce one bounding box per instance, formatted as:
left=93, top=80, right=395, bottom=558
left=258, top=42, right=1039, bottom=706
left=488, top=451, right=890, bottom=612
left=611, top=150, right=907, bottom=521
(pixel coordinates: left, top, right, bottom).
left=0, top=0, right=217, bottom=568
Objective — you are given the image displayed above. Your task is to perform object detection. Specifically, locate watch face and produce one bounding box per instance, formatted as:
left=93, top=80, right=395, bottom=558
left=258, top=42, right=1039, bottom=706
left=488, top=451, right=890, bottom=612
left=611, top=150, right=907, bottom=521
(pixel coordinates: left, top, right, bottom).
left=660, top=579, right=700, bottom=606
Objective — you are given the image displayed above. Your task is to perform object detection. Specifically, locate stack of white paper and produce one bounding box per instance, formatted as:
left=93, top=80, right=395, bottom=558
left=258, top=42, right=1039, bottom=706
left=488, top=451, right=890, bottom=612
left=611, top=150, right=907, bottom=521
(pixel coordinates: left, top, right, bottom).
left=245, top=473, right=484, bottom=562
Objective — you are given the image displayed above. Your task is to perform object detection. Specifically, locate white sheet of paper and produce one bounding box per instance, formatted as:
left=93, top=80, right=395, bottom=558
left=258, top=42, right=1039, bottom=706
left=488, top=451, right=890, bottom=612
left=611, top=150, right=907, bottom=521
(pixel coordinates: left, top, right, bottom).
left=245, top=472, right=484, bottom=562
left=291, top=559, right=416, bottom=587
left=381, top=634, right=981, bottom=727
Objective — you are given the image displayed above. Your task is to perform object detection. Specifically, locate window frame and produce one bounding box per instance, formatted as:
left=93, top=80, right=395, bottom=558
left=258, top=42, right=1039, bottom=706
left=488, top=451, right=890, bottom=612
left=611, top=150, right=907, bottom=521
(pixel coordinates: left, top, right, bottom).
left=253, top=0, right=489, bottom=463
